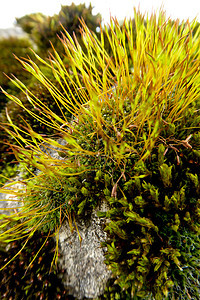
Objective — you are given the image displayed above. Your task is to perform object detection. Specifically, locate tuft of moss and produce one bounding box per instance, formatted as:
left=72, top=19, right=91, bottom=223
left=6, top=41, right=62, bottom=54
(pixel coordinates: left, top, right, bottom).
left=68, top=94, right=200, bottom=299
left=1, top=9, right=200, bottom=299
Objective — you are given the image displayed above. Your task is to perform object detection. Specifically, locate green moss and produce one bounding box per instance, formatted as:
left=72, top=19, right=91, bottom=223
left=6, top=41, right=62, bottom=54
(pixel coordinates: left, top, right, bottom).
left=18, top=78, right=200, bottom=298
left=61, top=90, right=200, bottom=299
left=1, top=10, right=200, bottom=300
left=0, top=163, right=18, bottom=187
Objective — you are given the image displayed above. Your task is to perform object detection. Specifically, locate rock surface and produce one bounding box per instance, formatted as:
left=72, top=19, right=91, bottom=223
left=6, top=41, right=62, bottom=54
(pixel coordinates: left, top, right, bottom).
left=0, top=27, right=26, bottom=39
left=58, top=202, right=112, bottom=299
left=0, top=178, right=24, bottom=215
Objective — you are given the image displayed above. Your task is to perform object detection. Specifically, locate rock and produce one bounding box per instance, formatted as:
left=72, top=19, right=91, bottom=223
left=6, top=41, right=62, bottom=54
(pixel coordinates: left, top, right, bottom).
left=0, top=26, right=26, bottom=39
left=0, top=178, right=24, bottom=215
left=58, top=201, right=112, bottom=299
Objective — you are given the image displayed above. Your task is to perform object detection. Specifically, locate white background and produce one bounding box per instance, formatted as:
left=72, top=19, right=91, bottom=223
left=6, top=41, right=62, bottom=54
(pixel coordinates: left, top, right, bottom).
left=0, top=0, right=199, bottom=28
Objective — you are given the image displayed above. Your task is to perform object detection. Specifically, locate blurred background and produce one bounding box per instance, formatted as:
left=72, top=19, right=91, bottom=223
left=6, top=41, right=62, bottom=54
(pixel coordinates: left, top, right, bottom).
left=0, top=0, right=200, bottom=30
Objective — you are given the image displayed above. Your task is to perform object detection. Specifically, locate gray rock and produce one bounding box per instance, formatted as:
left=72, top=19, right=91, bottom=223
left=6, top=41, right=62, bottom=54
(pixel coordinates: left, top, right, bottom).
left=58, top=202, right=112, bottom=299
left=0, top=26, right=26, bottom=39
left=0, top=178, right=24, bottom=215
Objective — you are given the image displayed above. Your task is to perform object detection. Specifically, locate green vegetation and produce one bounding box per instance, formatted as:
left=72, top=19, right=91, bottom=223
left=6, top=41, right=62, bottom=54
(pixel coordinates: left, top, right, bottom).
left=0, top=8, right=200, bottom=299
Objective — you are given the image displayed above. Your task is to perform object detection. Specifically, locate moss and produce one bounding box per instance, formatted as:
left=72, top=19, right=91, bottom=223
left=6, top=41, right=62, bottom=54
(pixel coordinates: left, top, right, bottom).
left=0, top=231, right=69, bottom=299
left=0, top=163, right=18, bottom=187
left=1, top=10, right=200, bottom=299
left=65, top=90, right=200, bottom=299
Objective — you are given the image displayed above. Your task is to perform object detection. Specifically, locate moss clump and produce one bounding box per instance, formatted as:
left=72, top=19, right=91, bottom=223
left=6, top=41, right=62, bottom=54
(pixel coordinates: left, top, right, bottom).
left=99, top=144, right=200, bottom=299
left=1, top=9, right=200, bottom=300
left=67, top=93, right=200, bottom=299
left=21, top=164, right=105, bottom=233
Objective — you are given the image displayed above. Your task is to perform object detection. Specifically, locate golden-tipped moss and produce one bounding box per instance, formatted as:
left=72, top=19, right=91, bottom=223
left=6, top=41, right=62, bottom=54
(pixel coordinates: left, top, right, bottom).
left=1, top=9, right=200, bottom=299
